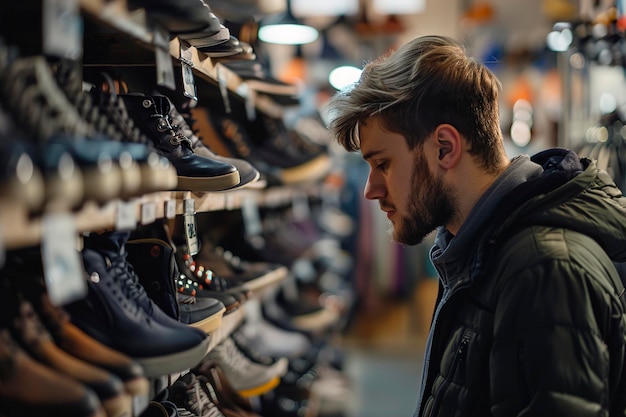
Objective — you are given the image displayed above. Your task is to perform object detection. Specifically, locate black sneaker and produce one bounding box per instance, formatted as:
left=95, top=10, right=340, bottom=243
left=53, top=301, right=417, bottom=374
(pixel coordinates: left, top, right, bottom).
left=127, top=0, right=221, bottom=35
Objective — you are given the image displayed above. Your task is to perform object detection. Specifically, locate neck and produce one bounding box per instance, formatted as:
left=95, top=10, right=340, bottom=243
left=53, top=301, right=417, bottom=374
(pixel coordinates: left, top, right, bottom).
left=446, top=156, right=510, bottom=235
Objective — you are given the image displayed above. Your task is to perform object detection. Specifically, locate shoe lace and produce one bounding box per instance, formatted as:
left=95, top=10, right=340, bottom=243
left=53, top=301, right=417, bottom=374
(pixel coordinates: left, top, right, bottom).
left=107, top=251, right=155, bottom=315
left=185, top=374, right=225, bottom=417
left=177, top=408, right=200, bottom=417
left=213, top=337, right=254, bottom=373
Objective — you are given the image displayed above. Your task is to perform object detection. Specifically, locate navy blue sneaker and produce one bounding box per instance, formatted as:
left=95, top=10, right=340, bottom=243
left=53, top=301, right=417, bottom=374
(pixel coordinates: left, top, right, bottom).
left=66, top=231, right=211, bottom=378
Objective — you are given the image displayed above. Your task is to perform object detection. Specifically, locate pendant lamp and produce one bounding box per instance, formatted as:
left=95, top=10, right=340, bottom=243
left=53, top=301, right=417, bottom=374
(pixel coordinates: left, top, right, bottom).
left=258, top=0, right=319, bottom=45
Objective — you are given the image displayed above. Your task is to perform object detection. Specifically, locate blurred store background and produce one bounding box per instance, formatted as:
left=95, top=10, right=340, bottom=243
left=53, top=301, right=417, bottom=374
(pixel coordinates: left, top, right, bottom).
left=1, top=0, right=625, bottom=416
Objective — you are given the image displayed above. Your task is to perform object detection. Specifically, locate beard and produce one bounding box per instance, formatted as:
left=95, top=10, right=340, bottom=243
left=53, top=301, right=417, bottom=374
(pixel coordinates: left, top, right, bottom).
left=392, top=151, right=457, bottom=245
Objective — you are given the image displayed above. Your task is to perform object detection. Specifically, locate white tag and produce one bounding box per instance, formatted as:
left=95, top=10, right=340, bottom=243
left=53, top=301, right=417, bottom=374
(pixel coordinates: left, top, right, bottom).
left=116, top=199, right=137, bottom=231
left=216, top=66, right=231, bottom=114
left=245, top=86, right=256, bottom=121
left=183, top=199, right=198, bottom=255
left=141, top=202, right=156, bottom=225
left=241, top=196, right=262, bottom=237
left=43, top=0, right=82, bottom=60
left=153, top=24, right=176, bottom=90
left=41, top=213, right=86, bottom=306
left=165, top=199, right=177, bottom=219
left=180, top=44, right=198, bottom=104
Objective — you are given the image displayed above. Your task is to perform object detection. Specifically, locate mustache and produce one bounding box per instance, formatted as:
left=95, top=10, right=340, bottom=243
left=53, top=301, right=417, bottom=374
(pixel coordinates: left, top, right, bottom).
left=379, top=201, right=395, bottom=212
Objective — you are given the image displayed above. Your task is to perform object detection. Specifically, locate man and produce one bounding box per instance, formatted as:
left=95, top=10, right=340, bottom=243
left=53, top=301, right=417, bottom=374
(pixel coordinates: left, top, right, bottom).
left=327, top=35, right=626, bottom=416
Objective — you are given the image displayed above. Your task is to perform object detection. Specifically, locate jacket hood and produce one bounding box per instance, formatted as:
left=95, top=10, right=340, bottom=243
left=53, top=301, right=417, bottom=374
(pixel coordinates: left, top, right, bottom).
left=432, top=148, right=626, bottom=286
left=487, top=148, right=626, bottom=265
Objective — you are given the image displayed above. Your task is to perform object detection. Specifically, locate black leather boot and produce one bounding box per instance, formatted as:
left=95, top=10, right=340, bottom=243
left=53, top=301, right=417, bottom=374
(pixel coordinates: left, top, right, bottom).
left=120, top=93, right=239, bottom=192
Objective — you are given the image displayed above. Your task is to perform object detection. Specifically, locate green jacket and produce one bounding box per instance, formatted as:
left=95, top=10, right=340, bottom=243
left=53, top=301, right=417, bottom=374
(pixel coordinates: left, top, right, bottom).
left=415, top=149, right=626, bottom=417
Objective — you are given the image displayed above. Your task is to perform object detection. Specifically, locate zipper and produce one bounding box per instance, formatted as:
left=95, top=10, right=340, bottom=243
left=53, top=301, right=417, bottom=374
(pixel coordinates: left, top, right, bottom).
left=428, top=330, right=473, bottom=416
left=416, top=281, right=471, bottom=416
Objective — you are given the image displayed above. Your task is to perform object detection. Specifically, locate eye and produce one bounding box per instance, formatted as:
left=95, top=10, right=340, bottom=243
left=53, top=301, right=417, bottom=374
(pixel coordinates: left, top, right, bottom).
left=375, top=160, right=388, bottom=171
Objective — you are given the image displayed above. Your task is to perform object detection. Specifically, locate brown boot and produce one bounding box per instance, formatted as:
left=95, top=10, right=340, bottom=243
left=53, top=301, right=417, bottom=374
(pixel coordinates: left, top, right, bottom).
left=0, top=328, right=105, bottom=417
left=6, top=254, right=149, bottom=397
left=10, top=299, right=133, bottom=417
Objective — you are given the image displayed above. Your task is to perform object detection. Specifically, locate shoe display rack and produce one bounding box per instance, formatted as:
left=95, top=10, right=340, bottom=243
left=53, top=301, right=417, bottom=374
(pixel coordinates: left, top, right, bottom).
left=0, top=0, right=353, bottom=417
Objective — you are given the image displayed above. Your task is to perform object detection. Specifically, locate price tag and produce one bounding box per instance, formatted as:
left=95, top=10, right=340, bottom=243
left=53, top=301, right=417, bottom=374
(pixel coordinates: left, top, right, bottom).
left=154, top=24, right=175, bottom=90
left=216, top=66, right=231, bottom=114
left=245, top=86, right=257, bottom=121
left=241, top=196, right=262, bottom=237
left=116, top=199, right=137, bottom=231
left=165, top=199, right=176, bottom=219
left=141, top=202, right=156, bottom=225
left=43, top=0, right=82, bottom=60
left=180, top=43, right=198, bottom=105
left=41, top=213, right=86, bottom=306
left=183, top=199, right=198, bottom=255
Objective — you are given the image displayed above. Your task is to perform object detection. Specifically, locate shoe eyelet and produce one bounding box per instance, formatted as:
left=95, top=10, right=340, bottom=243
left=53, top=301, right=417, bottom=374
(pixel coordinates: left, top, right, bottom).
left=142, top=99, right=152, bottom=108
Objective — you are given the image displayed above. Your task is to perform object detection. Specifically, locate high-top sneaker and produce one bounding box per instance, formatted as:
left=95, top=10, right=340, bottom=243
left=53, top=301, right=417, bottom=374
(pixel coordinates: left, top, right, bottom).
left=0, top=328, right=105, bottom=417
left=84, top=228, right=226, bottom=332
left=125, top=235, right=226, bottom=334
left=120, top=94, right=240, bottom=192
left=65, top=231, right=211, bottom=378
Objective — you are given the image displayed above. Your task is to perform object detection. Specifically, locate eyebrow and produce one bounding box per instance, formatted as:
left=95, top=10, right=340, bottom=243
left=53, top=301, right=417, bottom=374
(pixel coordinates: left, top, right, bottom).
left=361, top=149, right=384, bottom=161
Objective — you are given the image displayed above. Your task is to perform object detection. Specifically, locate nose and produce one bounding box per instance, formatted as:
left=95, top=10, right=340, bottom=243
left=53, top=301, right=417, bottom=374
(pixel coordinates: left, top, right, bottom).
left=363, top=169, right=385, bottom=200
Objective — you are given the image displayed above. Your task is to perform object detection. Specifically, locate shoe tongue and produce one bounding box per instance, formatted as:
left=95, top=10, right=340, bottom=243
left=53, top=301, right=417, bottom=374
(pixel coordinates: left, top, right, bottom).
left=151, top=95, right=171, bottom=116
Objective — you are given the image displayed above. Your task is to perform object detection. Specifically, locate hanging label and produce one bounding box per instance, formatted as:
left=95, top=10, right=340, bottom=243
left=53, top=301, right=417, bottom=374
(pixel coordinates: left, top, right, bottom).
left=165, top=199, right=177, bottom=219
left=43, top=0, right=82, bottom=59
left=116, top=199, right=137, bottom=231
left=141, top=202, right=156, bottom=225
left=154, top=24, right=176, bottom=90
left=180, top=43, right=198, bottom=105
left=245, top=85, right=257, bottom=121
left=41, top=213, right=86, bottom=306
left=216, top=66, right=231, bottom=114
left=242, top=196, right=263, bottom=237
left=183, top=199, right=199, bottom=255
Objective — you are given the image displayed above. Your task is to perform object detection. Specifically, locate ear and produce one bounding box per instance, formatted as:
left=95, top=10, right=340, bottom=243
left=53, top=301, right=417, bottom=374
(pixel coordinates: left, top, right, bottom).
left=433, top=124, right=462, bottom=169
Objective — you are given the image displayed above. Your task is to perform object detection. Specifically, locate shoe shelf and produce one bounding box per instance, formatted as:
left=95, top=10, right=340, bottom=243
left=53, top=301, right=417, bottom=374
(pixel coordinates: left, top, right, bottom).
left=79, top=0, right=293, bottom=118
left=0, top=184, right=322, bottom=250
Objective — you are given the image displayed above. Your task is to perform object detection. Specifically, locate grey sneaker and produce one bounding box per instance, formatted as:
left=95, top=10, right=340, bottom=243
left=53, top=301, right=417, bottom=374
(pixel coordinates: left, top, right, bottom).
left=197, top=337, right=287, bottom=398
left=169, top=372, right=225, bottom=417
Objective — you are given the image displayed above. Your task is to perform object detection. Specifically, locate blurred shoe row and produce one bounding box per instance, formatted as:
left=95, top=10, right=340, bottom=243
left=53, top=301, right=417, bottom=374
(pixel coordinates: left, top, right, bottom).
left=0, top=41, right=331, bottom=214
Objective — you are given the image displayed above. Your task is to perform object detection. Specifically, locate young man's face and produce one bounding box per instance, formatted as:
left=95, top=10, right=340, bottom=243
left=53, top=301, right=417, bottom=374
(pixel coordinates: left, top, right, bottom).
left=360, top=116, right=456, bottom=245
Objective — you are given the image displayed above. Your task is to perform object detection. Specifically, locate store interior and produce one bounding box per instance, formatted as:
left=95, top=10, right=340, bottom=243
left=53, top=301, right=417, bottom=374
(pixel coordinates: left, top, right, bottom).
left=0, top=0, right=624, bottom=416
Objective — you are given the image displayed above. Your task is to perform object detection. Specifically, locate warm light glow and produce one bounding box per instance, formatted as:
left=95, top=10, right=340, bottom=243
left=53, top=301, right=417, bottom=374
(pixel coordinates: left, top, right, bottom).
left=329, top=65, right=362, bottom=90
left=258, top=24, right=319, bottom=45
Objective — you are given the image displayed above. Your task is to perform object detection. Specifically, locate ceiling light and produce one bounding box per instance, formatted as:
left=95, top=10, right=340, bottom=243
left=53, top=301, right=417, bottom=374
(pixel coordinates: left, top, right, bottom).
left=258, top=0, right=319, bottom=45
left=329, top=65, right=362, bottom=90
